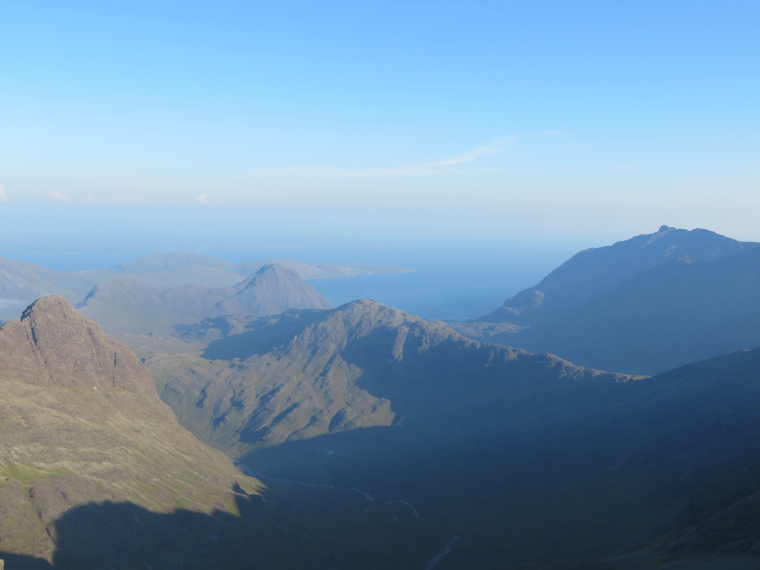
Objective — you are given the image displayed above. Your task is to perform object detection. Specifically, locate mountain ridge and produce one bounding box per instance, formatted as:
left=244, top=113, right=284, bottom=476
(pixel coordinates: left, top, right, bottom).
left=477, top=225, right=758, bottom=325
left=0, top=252, right=412, bottom=322
left=149, top=298, right=633, bottom=456
left=76, top=262, right=334, bottom=335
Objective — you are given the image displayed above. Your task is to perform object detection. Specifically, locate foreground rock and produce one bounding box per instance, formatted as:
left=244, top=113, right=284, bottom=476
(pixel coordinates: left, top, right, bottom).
left=0, top=297, right=282, bottom=567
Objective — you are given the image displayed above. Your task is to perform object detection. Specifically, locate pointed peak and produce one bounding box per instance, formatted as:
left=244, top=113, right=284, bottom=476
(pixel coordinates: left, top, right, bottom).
left=338, top=298, right=384, bottom=310
left=21, top=295, right=77, bottom=320
left=255, top=262, right=296, bottom=275
left=236, top=263, right=302, bottom=288
left=21, top=295, right=110, bottom=343
left=333, top=299, right=419, bottom=325
left=4, top=296, right=155, bottom=393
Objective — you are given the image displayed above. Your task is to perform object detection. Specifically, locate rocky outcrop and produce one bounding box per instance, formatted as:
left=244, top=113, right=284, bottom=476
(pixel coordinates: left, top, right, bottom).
left=0, top=296, right=154, bottom=391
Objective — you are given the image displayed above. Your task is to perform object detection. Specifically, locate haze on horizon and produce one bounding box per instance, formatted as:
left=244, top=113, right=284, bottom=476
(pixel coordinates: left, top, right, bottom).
left=1, top=1, right=758, bottom=244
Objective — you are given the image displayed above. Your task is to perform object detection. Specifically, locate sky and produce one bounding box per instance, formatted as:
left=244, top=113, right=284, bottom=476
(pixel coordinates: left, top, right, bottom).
left=1, top=0, right=759, bottom=244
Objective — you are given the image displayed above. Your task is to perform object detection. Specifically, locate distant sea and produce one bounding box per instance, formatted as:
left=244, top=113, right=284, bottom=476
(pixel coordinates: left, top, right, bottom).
left=305, top=247, right=573, bottom=321
left=2, top=237, right=581, bottom=322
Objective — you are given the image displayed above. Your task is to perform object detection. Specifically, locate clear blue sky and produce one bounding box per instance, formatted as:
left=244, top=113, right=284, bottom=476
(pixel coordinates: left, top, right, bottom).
left=1, top=0, right=758, bottom=243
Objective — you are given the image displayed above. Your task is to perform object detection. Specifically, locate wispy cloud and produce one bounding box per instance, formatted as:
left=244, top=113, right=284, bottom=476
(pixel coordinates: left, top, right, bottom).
left=341, top=136, right=520, bottom=178
left=257, top=132, right=558, bottom=179
left=0, top=185, right=7, bottom=202
left=197, top=193, right=209, bottom=204
left=45, top=192, right=72, bottom=203
left=418, top=137, right=518, bottom=168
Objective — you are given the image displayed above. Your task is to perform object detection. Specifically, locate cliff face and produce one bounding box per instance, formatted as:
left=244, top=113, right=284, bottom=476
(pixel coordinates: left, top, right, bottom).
left=0, top=296, right=154, bottom=392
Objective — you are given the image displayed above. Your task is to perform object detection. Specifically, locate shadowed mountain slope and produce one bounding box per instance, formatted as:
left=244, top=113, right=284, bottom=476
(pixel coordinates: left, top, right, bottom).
left=147, top=297, right=760, bottom=568
left=148, top=299, right=631, bottom=457
left=477, top=225, right=757, bottom=325
left=147, top=300, right=649, bottom=566
left=461, top=234, right=760, bottom=375
left=76, top=263, right=333, bottom=335
left=500, top=246, right=760, bottom=374
left=0, top=297, right=451, bottom=568
left=541, top=347, right=760, bottom=569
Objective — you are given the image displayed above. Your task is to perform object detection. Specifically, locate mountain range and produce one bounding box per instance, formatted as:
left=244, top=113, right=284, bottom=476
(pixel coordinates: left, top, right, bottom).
left=0, top=251, right=410, bottom=322
left=456, top=226, right=760, bottom=374
left=77, top=263, right=333, bottom=335
left=142, top=284, right=760, bottom=568
left=148, top=299, right=630, bottom=456
left=144, top=300, right=650, bottom=567
left=477, top=225, right=757, bottom=326
left=0, top=297, right=452, bottom=569
left=6, top=225, right=760, bottom=568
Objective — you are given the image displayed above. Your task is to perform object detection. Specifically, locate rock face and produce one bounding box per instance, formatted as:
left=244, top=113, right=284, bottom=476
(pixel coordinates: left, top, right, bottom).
left=77, top=263, right=333, bottom=335
left=0, top=296, right=154, bottom=391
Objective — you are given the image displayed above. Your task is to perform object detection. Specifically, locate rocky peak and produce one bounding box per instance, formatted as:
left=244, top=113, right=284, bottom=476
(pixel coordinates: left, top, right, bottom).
left=236, top=262, right=307, bottom=289
left=0, top=296, right=155, bottom=392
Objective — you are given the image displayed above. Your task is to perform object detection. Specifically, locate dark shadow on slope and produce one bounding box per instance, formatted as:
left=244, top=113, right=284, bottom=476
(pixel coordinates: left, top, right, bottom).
left=242, top=420, right=677, bottom=569
left=0, top=484, right=447, bottom=570
left=492, top=247, right=760, bottom=375
left=241, top=347, right=760, bottom=568
left=0, top=493, right=304, bottom=570
left=336, top=325, right=630, bottom=435
left=0, top=553, right=53, bottom=570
